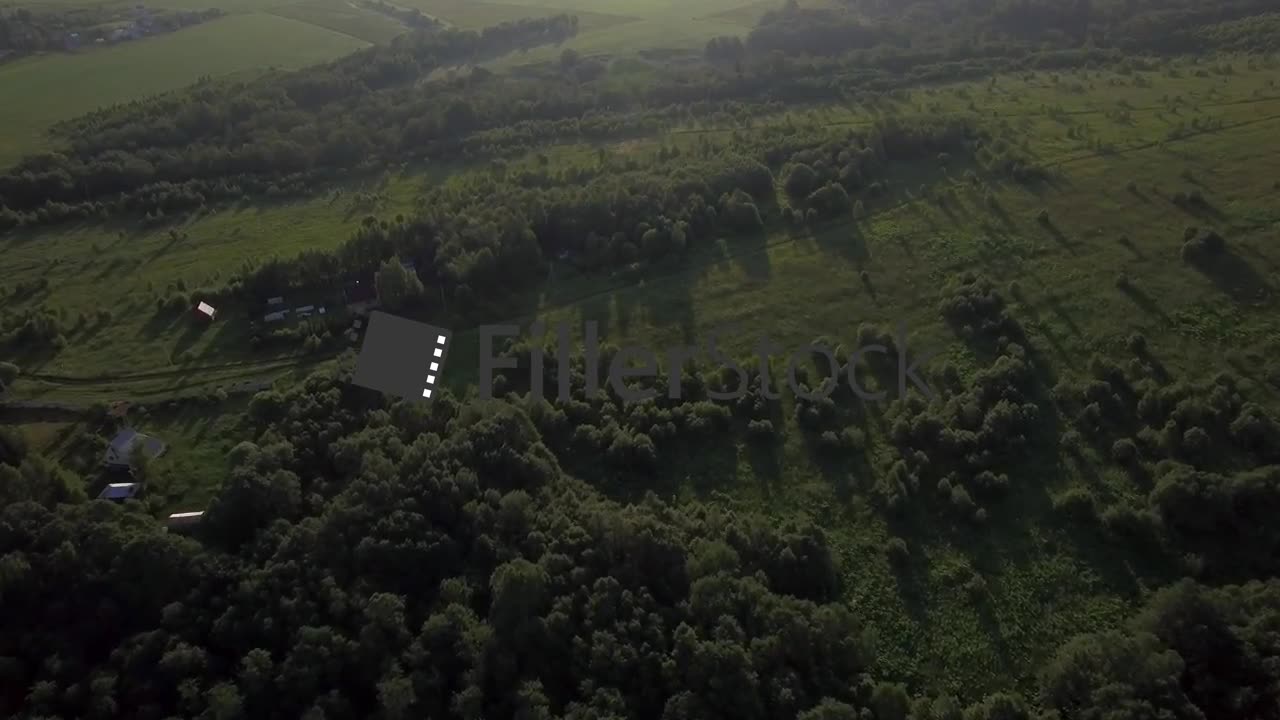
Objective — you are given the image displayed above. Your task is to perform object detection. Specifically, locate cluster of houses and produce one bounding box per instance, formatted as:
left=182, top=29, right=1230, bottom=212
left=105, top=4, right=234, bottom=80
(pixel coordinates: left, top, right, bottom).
left=262, top=296, right=328, bottom=324
left=67, top=5, right=153, bottom=48
left=96, top=427, right=203, bottom=532
left=258, top=272, right=387, bottom=328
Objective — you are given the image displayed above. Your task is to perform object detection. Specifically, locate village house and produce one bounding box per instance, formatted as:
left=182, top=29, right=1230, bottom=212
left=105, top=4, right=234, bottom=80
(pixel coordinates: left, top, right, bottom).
left=102, top=428, right=167, bottom=470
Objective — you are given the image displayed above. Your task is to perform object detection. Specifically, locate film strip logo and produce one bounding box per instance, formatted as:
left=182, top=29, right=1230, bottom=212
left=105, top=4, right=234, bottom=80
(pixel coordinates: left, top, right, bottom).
left=422, top=332, right=447, bottom=399
left=352, top=311, right=452, bottom=403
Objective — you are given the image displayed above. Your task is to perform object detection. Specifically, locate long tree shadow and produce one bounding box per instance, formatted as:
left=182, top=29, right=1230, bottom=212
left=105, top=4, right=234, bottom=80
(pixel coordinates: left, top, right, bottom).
left=1189, top=249, right=1273, bottom=304
left=1039, top=220, right=1083, bottom=253
left=1117, top=283, right=1174, bottom=325
left=812, top=218, right=872, bottom=266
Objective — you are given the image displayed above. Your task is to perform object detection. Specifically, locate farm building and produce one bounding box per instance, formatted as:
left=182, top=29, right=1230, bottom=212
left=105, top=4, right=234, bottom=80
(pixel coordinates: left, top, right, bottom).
left=98, top=483, right=141, bottom=501
left=194, top=301, right=217, bottom=321
left=166, top=511, right=205, bottom=532
left=103, top=428, right=167, bottom=469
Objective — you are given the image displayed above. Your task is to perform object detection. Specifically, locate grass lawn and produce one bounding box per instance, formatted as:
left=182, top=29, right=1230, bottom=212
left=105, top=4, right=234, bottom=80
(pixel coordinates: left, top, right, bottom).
left=0, top=12, right=369, bottom=167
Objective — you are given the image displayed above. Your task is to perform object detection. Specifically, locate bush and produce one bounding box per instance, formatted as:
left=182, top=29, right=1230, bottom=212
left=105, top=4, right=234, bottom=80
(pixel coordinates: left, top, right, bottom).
left=783, top=163, right=820, bottom=199
left=0, top=361, right=18, bottom=386
left=747, top=419, right=776, bottom=438
left=1112, top=438, right=1139, bottom=463
left=885, top=537, right=910, bottom=567
left=1181, top=230, right=1226, bottom=263
left=1052, top=488, right=1097, bottom=520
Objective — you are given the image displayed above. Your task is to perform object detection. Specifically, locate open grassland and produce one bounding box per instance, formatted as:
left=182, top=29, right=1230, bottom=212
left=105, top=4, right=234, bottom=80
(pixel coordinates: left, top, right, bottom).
left=267, top=0, right=410, bottom=42
left=0, top=12, right=369, bottom=167
left=0, top=171, right=427, bottom=395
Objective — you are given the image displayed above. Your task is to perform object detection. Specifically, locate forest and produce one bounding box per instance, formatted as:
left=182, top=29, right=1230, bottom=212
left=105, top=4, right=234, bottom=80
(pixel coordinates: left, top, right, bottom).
left=5, top=271, right=1280, bottom=717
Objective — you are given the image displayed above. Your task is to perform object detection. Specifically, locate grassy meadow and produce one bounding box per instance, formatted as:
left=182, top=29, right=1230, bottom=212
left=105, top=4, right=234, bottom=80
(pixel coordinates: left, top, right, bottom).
left=0, top=11, right=370, bottom=167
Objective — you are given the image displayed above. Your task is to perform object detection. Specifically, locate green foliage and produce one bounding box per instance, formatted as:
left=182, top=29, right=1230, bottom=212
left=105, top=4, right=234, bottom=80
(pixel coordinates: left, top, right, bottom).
left=375, top=255, right=425, bottom=311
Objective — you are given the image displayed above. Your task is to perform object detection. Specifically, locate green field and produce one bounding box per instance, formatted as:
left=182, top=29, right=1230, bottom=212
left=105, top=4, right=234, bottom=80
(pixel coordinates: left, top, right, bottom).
left=393, top=0, right=639, bottom=33
left=0, top=170, right=430, bottom=397
left=0, top=12, right=370, bottom=167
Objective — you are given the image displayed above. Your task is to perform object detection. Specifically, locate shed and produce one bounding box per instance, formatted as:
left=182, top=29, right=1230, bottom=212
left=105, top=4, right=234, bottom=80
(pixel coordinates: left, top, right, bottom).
left=195, top=301, right=217, bottom=321
left=99, top=482, right=141, bottom=501
left=263, top=311, right=288, bottom=323
left=267, top=296, right=285, bottom=306
left=166, top=511, right=205, bottom=531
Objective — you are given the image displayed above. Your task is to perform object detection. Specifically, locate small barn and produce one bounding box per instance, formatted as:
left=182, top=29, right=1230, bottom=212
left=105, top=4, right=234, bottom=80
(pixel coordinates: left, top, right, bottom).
left=194, top=301, right=217, bottom=321
left=99, top=482, right=141, bottom=501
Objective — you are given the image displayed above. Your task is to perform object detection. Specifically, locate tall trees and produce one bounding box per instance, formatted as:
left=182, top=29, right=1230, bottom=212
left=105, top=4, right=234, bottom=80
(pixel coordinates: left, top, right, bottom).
left=374, top=256, right=425, bottom=311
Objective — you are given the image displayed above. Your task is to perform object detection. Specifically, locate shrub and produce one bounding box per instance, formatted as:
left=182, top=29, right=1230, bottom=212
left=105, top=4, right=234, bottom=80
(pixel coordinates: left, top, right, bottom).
left=962, top=573, right=987, bottom=600
left=1052, top=488, right=1097, bottom=520
left=885, top=537, right=910, bottom=567
left=746, top=419, right=775, bottom=438
left=1111, top=438, right=1139, bottom=463
left=0, top=361, right=18, bottom=386
left=950, top=484, right=976, bottom=514
left=1181, top=230, right=1226, bottom=263
left=783, top=163, right=820, bottom=199
left=840, top=427, right=866, bottom=451
left=1126, top=333, right=1147, bottom=354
